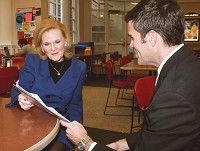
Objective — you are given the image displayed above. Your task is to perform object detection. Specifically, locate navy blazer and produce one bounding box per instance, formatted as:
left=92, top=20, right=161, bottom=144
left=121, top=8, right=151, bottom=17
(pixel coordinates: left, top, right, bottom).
left=9, top=54, right=87, bottom=149
left=93, top=45, right=200, bottom=151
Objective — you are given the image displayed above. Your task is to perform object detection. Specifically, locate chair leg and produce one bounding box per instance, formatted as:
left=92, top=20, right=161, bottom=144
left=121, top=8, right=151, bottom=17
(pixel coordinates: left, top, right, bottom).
left=130, top=95, right=141, bottom=133
left=115, top=87, right=132, bottom=107
left=104, top=84, right=132, bottom=116
left=115, top=88, right=121, bottom=105
left=138, top=111, right=141, bottom=124
left=104, top=83, right=112, bottom=115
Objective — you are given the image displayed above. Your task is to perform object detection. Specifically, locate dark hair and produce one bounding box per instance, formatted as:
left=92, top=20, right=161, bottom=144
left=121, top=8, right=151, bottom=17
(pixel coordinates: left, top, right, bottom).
left=18, top=38, right=28, bottom=45
left=191, top=21, right=198, bottom=27
left=125, top=0, right=185, bottom=46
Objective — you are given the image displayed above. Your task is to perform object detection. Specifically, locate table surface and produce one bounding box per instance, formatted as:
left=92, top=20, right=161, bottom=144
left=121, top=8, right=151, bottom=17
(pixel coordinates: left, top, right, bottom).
left=120, top=59, right=157, bottom=71
left=0, top=98, right=60, bottom=151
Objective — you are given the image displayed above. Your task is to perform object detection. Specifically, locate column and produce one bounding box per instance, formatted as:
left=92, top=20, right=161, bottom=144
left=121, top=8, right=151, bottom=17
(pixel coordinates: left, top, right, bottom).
left=0, top=0, right=12, bottom=45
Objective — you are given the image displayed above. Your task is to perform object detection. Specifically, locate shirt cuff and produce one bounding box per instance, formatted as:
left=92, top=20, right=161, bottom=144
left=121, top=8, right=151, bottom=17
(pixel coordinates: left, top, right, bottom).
left=88, top=142, right=97, bottom=151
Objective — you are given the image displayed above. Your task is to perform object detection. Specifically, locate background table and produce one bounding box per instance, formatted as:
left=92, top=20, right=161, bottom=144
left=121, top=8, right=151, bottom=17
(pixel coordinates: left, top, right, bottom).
left=0, top=98, right=60, bottom=151
left=120, top=59, right=157, bottom=75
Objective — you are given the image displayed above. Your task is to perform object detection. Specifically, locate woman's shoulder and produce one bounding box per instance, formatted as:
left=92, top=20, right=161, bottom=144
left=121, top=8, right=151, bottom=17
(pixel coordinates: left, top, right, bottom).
left=25, top=54, right=43, bottom=64
left=26, top=54, right=40, bottom=60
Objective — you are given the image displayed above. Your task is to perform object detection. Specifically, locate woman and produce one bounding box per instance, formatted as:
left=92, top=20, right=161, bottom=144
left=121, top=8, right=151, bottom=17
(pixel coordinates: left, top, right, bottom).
left=8, top=19, right=87, bottom=151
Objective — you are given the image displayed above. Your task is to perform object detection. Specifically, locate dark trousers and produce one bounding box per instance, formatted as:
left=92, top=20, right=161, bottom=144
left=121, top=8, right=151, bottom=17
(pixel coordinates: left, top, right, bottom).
left=42, top=141, right=71, bottom=151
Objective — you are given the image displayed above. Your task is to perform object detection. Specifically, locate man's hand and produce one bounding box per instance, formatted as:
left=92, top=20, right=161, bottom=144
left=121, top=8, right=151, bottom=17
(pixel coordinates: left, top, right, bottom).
left=60, top=120, right=90, bottom=145
left=107, top=139, right=129, bottom=151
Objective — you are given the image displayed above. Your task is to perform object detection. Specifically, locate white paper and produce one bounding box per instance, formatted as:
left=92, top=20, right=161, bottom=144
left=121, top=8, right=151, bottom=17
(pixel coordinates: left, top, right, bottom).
left=14, top=83, right=70, bottom=123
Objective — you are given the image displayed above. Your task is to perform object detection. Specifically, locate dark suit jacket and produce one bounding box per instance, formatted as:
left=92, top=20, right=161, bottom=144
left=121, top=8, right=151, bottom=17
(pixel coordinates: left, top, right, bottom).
left=93, top=45, right=200, bottom=151
left=8, top=54, right=87, bottom=149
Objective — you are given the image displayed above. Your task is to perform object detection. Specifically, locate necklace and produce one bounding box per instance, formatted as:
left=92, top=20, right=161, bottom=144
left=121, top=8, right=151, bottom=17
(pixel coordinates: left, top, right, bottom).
left=49, top=61, right=65, bottom=76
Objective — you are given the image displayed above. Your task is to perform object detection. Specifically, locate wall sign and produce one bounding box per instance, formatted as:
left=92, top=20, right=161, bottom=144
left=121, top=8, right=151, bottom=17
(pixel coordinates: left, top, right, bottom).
left=184, top=12, right=199, bottom=42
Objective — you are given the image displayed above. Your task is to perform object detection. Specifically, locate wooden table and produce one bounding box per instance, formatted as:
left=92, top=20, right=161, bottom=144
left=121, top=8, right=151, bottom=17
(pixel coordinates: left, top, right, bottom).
left=120, top=59, right=157, bottom=75
left=0, top=98, right=60, bottom=151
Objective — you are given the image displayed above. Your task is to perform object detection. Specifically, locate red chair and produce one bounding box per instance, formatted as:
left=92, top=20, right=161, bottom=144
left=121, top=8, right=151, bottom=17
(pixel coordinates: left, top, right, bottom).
left=0, top=53, right=5, bottom=64
left=12, top=57, right=26, bottom=70
left=104, top=60, right=135, bottom=116
left=118, top=57, right=140, bottom=100
left=0, top=66, right=19, bottom=98
left=113, top=51, right=119, bottom=64
left=12, top=57, right=25, bottom=63
left=112, top=51, right=120, bottom=74
left=91, top=52, right=107, bottom=75
left=130, top=76, right=156, bottom=133
left=121, top=56, right=146, bottom=81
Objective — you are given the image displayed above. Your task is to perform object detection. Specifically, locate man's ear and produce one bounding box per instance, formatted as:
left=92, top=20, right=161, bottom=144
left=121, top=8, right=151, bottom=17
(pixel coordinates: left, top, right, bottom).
left=147, top=30, right=157, bottom=47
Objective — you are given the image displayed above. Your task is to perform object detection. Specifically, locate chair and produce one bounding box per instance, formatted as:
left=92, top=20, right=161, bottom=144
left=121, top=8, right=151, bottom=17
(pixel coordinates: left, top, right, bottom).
left=130, top=76, right=156, bottom=133
left=91, top=52, right=107, bottom=75
left=12, top=57, right=25, bottom=63
left=104, top=59, right=135, bottom=116
left=0, top=66, right=19, bottom=98
left=119, top=56, right=147, bottom=99
left=121, top=56, right=146, bottom=81
left=0, top=53, right=5, bottom=64
left=11, top=57, right=26, bottom=70
left=113, top=51, right=119, bottom=64
left=112, top=51, right=120, bottom=74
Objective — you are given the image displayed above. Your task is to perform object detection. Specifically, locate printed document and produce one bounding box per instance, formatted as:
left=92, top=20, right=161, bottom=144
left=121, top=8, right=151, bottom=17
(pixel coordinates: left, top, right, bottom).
left=14, top=82, right=70, bottom=123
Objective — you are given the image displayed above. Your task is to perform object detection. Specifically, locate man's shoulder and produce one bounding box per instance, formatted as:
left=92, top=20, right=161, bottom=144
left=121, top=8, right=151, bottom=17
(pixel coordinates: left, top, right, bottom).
left=22, top=44, right=36, bottom=53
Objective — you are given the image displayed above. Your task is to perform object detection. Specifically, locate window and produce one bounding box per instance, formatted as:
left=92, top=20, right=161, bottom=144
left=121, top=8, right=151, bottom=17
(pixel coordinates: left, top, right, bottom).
left=48, top=0, right=79, bottom=44
left=48, top=0, right=61, bottom=21
left=70, top=0, right=79, bottom=44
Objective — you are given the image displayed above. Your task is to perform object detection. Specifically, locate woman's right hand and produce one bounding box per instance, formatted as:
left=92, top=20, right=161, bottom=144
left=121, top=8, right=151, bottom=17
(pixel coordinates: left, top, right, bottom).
left=18, top=94, right=34, bottom=110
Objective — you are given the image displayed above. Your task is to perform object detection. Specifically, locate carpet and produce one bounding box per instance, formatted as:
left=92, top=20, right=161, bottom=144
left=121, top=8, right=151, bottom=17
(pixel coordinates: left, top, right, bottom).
left=82, top=85, right=140, bottom=134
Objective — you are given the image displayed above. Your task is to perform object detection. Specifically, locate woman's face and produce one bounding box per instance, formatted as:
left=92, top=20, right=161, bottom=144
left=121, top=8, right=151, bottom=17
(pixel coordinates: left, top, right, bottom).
left=41, top=29, right=66, bottom=62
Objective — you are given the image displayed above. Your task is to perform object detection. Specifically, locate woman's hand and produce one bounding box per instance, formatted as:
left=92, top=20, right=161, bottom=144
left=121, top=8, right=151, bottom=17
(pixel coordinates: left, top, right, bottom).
left=18, top=94, right=34, bottom=110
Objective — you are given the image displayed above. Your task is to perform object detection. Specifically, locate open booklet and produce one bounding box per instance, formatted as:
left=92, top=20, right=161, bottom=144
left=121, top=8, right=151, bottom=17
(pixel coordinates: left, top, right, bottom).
left=13, top=82, right=70, bottom=123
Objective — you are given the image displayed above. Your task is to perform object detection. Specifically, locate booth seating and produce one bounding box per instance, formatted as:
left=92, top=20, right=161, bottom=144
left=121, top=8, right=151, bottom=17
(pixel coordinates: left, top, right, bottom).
left=0, top=66, right=19, bottom=98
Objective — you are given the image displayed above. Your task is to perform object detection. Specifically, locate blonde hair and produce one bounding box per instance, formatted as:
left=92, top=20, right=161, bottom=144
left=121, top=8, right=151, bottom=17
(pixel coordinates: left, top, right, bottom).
left=33, top=19, right=73, bottom=60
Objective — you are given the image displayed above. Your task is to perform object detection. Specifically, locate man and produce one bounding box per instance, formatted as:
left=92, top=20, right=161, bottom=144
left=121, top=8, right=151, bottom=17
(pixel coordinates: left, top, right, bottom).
left=61, top=0, right=200, bottom=150
left=15, top=38, right=35, bottom=57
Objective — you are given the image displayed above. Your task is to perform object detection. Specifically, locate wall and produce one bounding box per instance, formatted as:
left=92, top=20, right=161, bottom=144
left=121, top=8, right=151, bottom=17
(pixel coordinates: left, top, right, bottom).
left=0, top=0, right=13, bottom=53
left=1, top=1, right=199, bottom=54
left=12, top=0, right=41, bottom=45
left=0, top=0, right=41, bottom=54
left=79, top=0, right=91, bottom=42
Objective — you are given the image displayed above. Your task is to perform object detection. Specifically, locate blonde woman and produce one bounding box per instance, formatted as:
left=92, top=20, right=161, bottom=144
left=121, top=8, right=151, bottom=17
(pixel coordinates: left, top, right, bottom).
left=9, top=19, right=87, bottom=151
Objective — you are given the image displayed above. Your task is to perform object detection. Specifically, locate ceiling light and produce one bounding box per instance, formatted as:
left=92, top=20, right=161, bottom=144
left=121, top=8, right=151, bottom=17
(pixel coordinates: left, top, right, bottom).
left=130, top=2, right=138, bottom=5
